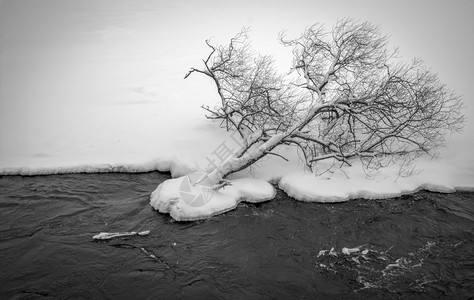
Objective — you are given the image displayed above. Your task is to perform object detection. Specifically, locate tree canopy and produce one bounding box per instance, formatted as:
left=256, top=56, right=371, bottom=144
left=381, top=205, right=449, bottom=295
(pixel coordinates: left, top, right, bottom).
left=185, top=19, right=464, bottom=181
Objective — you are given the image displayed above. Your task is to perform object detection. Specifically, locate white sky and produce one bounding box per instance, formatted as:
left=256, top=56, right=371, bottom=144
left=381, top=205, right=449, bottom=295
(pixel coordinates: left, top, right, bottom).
left=0, top=0, right=473, bottom=172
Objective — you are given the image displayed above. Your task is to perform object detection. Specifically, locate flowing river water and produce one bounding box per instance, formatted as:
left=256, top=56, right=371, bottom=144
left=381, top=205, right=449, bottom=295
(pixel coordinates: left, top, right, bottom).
left=0, top=172, right=473, bottom=299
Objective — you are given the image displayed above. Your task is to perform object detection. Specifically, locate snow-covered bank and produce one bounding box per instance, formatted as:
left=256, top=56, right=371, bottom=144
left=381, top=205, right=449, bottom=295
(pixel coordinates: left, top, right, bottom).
left=146, top=144, right=474, bottom=221
left=278, top=152, right=474, bottom=203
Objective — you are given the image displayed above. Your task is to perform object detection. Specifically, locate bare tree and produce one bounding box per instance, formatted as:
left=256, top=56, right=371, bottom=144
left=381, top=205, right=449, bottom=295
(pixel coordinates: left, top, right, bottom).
left=185, top=19, right=464, bottom=182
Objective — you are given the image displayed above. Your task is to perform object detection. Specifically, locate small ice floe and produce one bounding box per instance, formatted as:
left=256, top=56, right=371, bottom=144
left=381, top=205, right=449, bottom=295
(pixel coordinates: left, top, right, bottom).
left=318, top=263, right=336, bottom=273
left=342, top=247, right=360, bottom=255
left=318, top=247, right=338, bottom=257
left=317, top=250, right=327, bottom=257
left=351, top=257, right=361, bottom=264
left=93, top=230, right=150, bottom=240
left=140, top=247, right=157, bottom=260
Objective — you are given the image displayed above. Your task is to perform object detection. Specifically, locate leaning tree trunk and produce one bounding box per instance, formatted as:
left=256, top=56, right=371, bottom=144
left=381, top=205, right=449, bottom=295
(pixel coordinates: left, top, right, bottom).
left=207, top=133, right=286, bottom=182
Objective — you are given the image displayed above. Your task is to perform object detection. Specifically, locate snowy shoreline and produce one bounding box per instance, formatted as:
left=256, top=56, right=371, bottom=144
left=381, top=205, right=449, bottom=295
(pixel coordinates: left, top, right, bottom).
left=2, top=163, right=471, bottom=195
left=2, top=159, right=473, bottom=221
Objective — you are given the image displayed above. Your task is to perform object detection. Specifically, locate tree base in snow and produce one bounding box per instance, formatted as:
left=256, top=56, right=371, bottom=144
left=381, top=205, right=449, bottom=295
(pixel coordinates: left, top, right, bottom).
left=149, top=172, right=275, bottom=221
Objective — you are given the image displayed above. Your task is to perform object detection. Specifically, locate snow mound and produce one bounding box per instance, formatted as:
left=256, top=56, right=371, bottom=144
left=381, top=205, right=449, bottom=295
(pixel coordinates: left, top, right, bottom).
left=278, top=171, right=458, bottom=204
left=150, top=172, right=275, bottom=221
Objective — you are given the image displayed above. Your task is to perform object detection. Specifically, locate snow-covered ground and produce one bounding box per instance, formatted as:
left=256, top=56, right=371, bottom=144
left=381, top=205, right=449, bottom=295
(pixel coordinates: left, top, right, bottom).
left=1, top=1, right=473, bottom=219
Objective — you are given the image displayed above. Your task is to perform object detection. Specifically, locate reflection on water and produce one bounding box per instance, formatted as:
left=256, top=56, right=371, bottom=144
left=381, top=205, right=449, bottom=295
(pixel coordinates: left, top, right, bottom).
left=0, top=173, right=473, bottom=299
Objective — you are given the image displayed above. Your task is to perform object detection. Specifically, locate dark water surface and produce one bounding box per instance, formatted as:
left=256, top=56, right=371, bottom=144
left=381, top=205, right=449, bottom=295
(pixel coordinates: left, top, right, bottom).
left=0, top=172, right=472, bottom=299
